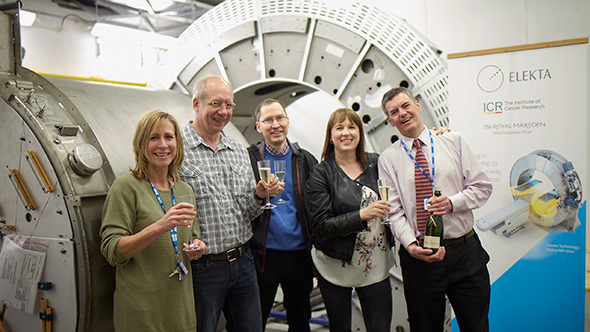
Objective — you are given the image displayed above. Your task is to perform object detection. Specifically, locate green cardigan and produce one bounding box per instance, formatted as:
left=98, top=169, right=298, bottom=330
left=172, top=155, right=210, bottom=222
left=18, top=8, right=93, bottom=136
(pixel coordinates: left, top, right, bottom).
left=100, top=172, right=198, bottom=332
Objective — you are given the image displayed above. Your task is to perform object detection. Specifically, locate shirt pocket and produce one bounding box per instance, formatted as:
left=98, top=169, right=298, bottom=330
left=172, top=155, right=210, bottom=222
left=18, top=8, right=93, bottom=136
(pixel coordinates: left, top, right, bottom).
left=229, top=162, right=252, bottom=197
left=179, top=160, right=207, bottom=198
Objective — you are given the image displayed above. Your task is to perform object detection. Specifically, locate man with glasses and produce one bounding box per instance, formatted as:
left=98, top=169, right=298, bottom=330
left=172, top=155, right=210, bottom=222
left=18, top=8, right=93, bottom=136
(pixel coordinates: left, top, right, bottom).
left=247, top=99, right=318, bottom=331
left=180, top=76, right=280, bottom=332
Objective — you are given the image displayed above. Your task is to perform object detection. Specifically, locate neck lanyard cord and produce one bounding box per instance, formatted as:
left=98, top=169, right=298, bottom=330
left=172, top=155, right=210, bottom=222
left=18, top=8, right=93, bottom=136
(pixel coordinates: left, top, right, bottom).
left=401, top=130, right=435, bottom=189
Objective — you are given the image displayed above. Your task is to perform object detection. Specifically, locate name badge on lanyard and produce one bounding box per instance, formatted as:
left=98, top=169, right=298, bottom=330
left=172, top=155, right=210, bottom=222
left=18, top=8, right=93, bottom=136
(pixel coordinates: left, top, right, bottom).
left=148, top=177, right=189, bottom=278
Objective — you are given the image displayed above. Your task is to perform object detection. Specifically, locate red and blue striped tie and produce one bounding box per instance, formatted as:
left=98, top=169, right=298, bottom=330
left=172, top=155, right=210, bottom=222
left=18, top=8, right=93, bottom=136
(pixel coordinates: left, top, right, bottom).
left=414, top=139, right=432, bottom=235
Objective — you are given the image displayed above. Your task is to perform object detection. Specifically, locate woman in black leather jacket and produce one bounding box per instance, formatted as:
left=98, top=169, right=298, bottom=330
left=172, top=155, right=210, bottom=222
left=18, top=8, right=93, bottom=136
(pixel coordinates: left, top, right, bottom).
left=307, top=108, right=394, bottom=331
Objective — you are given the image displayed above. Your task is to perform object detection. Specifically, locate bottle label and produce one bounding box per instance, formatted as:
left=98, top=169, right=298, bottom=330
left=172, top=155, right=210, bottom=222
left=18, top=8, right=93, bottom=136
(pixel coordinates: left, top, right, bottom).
left=423, top=236, right=440, bottom=249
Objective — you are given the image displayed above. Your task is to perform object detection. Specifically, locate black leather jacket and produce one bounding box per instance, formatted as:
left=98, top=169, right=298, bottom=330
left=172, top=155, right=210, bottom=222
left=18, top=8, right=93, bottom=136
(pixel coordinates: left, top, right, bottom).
left=307, top=153, right=393, bottom=263
left=247, top=140, right=318, bottom=272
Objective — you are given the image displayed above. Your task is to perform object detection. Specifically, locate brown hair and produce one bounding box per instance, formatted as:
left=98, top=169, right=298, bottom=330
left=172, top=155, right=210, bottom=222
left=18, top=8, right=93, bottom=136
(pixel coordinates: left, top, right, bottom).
left=131, top=109, right=184, bottom=182
left=254, top=98, right=287, bottom=121
left=320, top=108, right=368, bottom=164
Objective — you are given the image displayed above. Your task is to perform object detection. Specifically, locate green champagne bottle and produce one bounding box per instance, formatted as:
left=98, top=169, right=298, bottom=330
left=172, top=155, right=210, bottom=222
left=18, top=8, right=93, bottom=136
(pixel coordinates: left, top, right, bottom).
left=423, top=190, right=444, bottom=253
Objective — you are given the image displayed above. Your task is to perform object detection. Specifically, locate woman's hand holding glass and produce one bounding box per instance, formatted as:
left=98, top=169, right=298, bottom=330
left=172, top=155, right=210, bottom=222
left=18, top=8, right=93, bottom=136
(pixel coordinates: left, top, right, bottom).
left=178, top=195, right=201, bottom=253
left=360, top=200, right=391, bottom=222
left=158, top=200, right=196, bottom=230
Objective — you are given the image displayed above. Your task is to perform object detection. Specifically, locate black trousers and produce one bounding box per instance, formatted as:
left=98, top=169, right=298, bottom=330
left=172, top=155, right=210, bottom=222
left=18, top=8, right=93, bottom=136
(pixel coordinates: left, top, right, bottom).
left=257, top=249, right=314, bottom=332
left=400, top=232, right=491, bottom=332
left=315, top=270, right=392, bottom=332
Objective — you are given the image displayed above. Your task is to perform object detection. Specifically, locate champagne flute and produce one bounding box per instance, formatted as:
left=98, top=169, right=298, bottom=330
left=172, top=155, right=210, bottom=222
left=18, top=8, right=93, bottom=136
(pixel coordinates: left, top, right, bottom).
left=180, top=195, right=200, bottom=252
left=257, top=160, right=276, bottom=209
left=378, top=179, right=390, bottom=224
left=274, top=160, right=286, bottom=204
left=378, top=179, right=390, bottom=201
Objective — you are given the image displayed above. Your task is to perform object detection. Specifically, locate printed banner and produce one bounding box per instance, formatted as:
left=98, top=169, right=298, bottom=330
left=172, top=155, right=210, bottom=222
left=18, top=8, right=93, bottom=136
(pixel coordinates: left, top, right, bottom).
left=448, top=41, right=587, bottom=331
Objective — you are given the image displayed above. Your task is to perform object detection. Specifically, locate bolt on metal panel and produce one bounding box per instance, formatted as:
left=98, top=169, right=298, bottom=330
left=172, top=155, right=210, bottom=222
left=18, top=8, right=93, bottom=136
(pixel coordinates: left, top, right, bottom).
left=263, top=32, right=308, bottom=80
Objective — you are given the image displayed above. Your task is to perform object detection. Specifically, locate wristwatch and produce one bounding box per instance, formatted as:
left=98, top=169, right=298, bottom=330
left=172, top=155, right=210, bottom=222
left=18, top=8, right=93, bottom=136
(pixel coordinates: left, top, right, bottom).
left=254, top=192, right=264, bottom=201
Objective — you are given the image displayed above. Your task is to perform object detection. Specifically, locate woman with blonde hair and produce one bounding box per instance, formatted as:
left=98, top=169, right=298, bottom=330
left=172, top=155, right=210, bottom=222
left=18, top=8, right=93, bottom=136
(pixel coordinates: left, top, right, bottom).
left=100, top=109, right=206, bottom=331
left=307, top=108, right=395, bottom=331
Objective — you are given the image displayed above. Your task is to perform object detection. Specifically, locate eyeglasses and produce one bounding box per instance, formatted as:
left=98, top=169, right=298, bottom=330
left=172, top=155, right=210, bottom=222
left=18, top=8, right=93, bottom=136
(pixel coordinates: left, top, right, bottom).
left=201, top=98, right=236, bottom=110
left=260, top=116, right=288, bottom=125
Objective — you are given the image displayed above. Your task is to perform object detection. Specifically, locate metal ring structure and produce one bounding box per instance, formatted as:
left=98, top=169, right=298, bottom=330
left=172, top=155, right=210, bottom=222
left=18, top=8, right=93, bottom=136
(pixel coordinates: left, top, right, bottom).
left=148, top=0, right=450, bottom=152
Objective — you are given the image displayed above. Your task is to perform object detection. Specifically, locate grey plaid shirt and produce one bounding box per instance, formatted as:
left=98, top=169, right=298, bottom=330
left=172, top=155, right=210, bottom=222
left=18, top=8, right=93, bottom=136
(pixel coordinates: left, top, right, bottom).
left=180, top=123, right=262, bottom=255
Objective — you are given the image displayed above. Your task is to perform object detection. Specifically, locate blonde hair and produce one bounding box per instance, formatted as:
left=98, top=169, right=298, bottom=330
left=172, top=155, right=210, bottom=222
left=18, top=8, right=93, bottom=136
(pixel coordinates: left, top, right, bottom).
left=131, top=109, right=184, bottom=182
left=320, top=108, right=368, bottom=164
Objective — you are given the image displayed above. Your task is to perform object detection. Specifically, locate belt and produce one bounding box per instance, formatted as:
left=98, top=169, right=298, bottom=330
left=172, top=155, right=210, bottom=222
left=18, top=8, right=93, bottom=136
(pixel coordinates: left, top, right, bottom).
left=199, top=245, right=245, bottom=262
left=442, top=229, right=475, bottom=247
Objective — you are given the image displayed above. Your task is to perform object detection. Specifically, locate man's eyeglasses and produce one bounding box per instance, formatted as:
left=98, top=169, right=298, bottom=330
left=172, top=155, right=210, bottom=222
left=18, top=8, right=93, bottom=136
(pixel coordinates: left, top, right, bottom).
left=260, top=116, right=288, bottom=125
left=201, top=98, right=236, bottom=110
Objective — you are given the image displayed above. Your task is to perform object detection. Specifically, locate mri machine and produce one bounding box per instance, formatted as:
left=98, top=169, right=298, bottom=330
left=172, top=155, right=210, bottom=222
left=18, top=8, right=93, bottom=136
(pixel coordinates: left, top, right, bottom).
left=476, top=150, right=582, bottom=237
left=0, top=0, right=450, bottom=331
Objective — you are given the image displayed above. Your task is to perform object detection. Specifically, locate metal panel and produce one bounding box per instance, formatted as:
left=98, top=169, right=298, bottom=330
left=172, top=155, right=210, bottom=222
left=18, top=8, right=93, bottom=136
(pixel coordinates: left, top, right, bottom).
left=2, top=239, right=78, bottom=332
left=0, top=12, right=13, bottom=73
left=303, top=23, right=366, bottom=96
left=185, top=59, right=222, bottom=92
left=1, top=107, right=73, bottom=238
left=178, top=46, right=218, bottom=87
left=0, top=104, right=78, bottom=332
left=260, top=15, right=307, bottom=34
left=314, top=20, right=366, bottom=54
left=263, top=32, right=308, bottom=79
left=219, top=38, right=262, bottom=89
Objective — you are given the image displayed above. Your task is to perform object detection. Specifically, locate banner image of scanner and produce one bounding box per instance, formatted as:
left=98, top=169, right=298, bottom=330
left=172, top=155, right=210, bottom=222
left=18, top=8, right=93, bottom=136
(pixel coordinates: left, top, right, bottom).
left=477, top=150, right=582, bottom=236
left=447, top=39, right=587, bottom=331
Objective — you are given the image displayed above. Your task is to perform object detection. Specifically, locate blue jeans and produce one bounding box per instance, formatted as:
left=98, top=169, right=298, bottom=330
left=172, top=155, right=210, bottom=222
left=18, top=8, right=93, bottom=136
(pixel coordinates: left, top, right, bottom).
left=191, top=248, right=262, bottom=332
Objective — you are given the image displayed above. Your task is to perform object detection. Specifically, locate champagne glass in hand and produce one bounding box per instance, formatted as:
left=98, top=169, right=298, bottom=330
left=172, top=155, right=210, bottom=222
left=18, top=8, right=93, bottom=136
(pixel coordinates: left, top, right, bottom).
left=257, top=160, right=276, bottom=209
left=180, top=195, right=200, bottom=252
left=378, top=179, right=390, bottom=201
left=378, top=179, right=390, bottom=223
left=274, top=160, right=286, bottom=204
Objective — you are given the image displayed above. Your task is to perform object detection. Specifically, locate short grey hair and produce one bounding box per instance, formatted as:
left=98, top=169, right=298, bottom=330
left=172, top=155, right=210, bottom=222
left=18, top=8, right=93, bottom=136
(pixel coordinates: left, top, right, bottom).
left=191, top=75, right=233, bottom=100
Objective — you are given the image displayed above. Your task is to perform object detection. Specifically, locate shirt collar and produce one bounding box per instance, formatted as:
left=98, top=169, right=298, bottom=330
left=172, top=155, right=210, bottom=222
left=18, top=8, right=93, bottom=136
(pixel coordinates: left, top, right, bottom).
left=183, top=122, right=235, bottom=151
left=265, top=140, right=290, bottom=156
left=400, top=125, right=430, bottom=149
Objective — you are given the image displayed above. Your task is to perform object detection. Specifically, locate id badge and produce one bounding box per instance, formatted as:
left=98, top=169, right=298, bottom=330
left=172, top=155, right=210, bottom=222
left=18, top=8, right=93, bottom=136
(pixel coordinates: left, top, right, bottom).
left=423, top=196, right=432, bottom=211
left=178, top=260, right=189, bottom=275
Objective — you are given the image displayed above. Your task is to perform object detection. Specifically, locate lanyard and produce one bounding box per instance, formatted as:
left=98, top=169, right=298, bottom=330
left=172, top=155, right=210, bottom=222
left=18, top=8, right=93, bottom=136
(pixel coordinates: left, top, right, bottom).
left=148, top=177, right=188, bottom=276
left=401, top=130, right=435, bottom=188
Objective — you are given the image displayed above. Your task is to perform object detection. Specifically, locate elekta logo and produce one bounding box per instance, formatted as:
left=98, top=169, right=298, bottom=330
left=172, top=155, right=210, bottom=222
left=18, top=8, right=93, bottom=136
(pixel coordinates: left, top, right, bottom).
left=477, top=65, right=504, bottom=93
left=478, top=64, right=553, bottom=93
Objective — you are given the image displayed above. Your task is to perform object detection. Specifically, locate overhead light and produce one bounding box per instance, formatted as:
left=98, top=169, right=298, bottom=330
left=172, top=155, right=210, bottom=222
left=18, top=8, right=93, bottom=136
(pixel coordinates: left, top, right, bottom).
left=91, top=23, right=176, bottom=49
left=107, top=0, right=174, bottom=12
left=20, top=10, right=36, bottom=27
